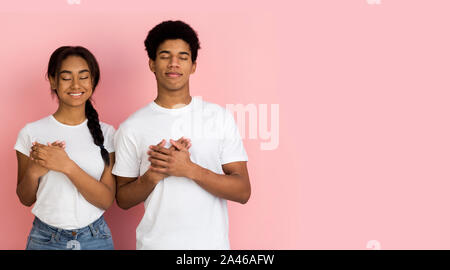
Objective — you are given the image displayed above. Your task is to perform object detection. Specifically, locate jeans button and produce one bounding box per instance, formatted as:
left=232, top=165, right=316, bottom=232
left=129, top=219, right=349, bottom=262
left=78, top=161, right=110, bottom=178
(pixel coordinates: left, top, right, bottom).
left=72, top=231, right=77, bottom=236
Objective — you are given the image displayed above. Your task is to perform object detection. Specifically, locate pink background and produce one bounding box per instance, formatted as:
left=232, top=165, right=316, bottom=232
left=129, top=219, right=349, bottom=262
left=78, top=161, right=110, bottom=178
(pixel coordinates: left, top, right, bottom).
left=1, top=0, right=450, bottom=250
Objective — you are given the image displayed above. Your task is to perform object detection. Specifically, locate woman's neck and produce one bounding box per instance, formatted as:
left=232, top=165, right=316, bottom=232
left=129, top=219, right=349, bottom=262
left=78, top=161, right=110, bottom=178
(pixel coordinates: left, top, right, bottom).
left=53, top=105, right=86, bottom=125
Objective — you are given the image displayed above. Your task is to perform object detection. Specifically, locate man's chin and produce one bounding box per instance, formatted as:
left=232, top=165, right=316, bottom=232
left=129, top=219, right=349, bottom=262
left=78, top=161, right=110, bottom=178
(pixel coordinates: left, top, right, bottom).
left=163, top=84, right=186, bottom=91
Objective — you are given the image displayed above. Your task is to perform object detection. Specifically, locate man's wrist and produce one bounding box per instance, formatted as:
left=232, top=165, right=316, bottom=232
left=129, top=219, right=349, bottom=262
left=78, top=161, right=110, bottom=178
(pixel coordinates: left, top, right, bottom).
left=141, top=169, right=163, bottom=186
left=186, top=162, right=202, bottom=182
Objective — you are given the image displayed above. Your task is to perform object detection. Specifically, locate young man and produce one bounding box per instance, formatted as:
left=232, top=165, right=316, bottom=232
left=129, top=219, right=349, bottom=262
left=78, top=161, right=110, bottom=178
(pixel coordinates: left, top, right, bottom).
left=113, top=20, right=251, bottom=250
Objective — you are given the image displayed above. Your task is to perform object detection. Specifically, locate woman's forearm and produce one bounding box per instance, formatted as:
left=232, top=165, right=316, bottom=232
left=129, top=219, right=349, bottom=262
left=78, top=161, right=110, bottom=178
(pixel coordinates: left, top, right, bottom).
left=64, top=161, right=115, bottom=210
left=16, top=168, right=41, bottom=207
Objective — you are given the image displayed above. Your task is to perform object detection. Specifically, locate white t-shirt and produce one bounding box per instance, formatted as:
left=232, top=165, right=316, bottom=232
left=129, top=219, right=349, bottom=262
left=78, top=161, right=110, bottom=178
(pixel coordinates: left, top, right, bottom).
left=112, top=96, right=248, bottom=250
left=14, top=115, right=115, bottom=229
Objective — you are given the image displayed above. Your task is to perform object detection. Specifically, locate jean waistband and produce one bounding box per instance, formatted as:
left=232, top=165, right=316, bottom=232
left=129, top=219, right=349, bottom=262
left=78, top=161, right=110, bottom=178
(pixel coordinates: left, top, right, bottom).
left=32, top=216, right=105, bottom=235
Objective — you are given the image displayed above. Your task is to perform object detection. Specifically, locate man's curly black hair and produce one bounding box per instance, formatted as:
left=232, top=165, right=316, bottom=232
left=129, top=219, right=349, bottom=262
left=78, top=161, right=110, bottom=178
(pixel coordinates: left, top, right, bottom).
left=144, top=20, right=201, bottom=62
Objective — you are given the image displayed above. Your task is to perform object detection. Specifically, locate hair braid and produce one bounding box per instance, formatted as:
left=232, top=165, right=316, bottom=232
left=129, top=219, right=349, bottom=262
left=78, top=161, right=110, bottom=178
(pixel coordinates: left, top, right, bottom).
left=85, top=99, right=110, bottom=166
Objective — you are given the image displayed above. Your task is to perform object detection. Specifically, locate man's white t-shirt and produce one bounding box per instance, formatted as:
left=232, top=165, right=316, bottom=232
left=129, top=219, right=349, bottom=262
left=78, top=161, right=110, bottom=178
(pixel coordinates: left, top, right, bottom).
left=14, top=115, right=115, bottom=229
left=112, top=96, right=248, bottom=250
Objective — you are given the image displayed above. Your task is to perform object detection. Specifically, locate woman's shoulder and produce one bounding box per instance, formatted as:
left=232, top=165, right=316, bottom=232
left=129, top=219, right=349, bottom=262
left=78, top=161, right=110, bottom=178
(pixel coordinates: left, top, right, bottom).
left=21, top=115, right=53, bottom=130
left=99, top=121, right=116, bottom=134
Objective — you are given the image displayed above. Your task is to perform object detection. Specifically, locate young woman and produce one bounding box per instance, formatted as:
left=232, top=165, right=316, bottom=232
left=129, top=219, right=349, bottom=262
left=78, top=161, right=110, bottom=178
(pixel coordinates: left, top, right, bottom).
left=15, top=46, right=191, bottom=250
left=14, top=46, right=117, bottom=250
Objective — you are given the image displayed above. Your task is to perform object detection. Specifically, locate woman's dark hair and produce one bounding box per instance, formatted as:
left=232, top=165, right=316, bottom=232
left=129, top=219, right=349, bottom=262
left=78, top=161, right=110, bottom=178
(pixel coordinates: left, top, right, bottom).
left=47, top=46, right=110, bottom=166
left=144, top=20, right=201, bottom=62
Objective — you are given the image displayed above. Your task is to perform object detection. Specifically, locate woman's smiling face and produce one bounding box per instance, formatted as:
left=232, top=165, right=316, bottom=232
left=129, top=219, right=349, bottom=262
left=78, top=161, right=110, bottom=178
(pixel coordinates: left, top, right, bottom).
left=50, top=55, right=93, bottom=108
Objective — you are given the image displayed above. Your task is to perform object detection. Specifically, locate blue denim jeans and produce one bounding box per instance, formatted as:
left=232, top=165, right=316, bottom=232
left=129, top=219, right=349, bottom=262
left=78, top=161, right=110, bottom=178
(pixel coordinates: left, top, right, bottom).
left=25, top=216, right=114, bottom=250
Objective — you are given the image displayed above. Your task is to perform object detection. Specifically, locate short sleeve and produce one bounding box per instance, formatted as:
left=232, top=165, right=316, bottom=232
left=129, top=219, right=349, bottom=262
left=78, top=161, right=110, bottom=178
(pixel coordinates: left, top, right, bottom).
left=112, top=126, right=141, bottom=177
left=101, top=123, right=116, bottom=153
left=14, top=125, right=32, bottom=157
left=220, top=109, right=248, bottom=165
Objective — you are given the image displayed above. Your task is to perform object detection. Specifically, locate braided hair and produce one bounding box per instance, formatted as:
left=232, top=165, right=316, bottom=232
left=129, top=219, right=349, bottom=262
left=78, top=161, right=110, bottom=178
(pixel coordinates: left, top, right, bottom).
left=47, top=46, right=110, bottom=166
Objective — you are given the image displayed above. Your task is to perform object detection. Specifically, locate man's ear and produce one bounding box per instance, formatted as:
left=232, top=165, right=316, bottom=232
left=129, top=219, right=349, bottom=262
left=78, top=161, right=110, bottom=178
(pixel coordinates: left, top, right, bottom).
left=191, top=61, right=197, bottom=74
left=149, top=59, right=156, bottom=73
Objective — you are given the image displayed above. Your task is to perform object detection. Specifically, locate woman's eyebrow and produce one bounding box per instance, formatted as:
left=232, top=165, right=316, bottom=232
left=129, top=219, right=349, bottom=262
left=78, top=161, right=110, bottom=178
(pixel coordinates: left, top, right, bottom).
left=59, top=69, right=90, bottom=74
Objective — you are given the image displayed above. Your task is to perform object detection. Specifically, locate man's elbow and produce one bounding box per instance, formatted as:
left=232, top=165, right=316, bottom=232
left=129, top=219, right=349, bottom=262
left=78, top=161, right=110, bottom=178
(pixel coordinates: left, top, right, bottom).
left=239, top=188, right=251, bottom=204
left=115, top=195, right=134, bottom=210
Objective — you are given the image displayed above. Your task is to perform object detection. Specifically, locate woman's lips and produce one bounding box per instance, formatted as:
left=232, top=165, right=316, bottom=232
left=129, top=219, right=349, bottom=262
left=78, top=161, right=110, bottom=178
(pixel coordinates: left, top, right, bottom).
left=68, top=92, right=84, bottom=99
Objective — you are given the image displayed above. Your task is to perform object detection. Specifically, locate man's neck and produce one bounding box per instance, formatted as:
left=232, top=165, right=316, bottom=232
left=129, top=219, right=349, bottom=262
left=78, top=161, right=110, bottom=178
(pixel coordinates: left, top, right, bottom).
left=154, top=88, right=192, bottom=109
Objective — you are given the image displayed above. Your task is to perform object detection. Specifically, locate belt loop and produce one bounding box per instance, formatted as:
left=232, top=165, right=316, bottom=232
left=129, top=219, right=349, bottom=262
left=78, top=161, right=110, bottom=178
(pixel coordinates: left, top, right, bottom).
left=89, top=224, right=97, bottom=238
left=55, top=228, right=62, bottom=242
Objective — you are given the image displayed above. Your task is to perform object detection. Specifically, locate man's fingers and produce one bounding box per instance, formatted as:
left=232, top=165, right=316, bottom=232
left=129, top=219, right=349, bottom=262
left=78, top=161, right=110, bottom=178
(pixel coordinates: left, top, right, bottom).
left=170, top=139, right=186, bottom=151
left=178, top=137, right=191, bottom=148
left=150, top=145, right=171, bottom=155
left=149, top=139, right=167, bottom=149
left=157, top=139, right=166, bottom=147
left=149, top=166, right=167, bottom=174
left=147, top=150, right=170, bottom=161
left=148, top=158, right=169, bottom=168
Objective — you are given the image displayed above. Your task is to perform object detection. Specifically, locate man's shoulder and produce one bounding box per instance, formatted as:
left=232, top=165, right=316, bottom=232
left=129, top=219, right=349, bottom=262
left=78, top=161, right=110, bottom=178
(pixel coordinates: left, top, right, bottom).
left=117, top=103, right=154, bottom=131
left=195, top=97, right=229, bottom=116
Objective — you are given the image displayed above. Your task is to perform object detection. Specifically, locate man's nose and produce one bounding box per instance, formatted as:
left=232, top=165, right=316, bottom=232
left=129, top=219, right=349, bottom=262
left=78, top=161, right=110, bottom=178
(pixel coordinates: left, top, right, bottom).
left=168, top=56, right=180, bottom=68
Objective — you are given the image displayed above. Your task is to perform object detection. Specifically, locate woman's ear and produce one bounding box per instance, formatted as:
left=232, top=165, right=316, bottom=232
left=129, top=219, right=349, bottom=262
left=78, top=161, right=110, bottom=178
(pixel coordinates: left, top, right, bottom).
left=49, top=76, right=57, bottom=90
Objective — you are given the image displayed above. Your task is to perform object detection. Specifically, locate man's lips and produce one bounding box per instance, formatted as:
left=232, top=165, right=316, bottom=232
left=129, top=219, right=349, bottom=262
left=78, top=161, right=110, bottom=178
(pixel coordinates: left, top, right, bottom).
left=165, top=72, right=182, bottom=78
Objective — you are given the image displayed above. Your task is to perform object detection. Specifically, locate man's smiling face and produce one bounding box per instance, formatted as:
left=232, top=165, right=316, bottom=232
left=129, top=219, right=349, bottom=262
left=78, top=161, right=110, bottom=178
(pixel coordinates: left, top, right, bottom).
left=150, top=39, right=197, bottom=92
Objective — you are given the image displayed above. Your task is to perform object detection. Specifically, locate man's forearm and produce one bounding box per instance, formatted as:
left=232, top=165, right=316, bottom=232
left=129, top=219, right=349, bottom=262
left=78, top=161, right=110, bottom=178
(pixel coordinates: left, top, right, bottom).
left=187, top=163, right=251, bottom=204
left=116, top=173, right=159, bottom=209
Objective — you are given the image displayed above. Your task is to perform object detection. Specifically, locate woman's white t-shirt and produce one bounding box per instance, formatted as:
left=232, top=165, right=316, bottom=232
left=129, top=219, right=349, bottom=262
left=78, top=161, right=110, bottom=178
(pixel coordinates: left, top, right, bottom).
left=14, top=115, right=115, bottom=230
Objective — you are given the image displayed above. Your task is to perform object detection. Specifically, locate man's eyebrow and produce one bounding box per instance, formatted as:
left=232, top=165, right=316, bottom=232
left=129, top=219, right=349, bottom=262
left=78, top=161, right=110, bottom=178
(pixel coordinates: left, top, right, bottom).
left=158, top=50, right=190, bottom=55
left=79, top=69, right=90, bottom=73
